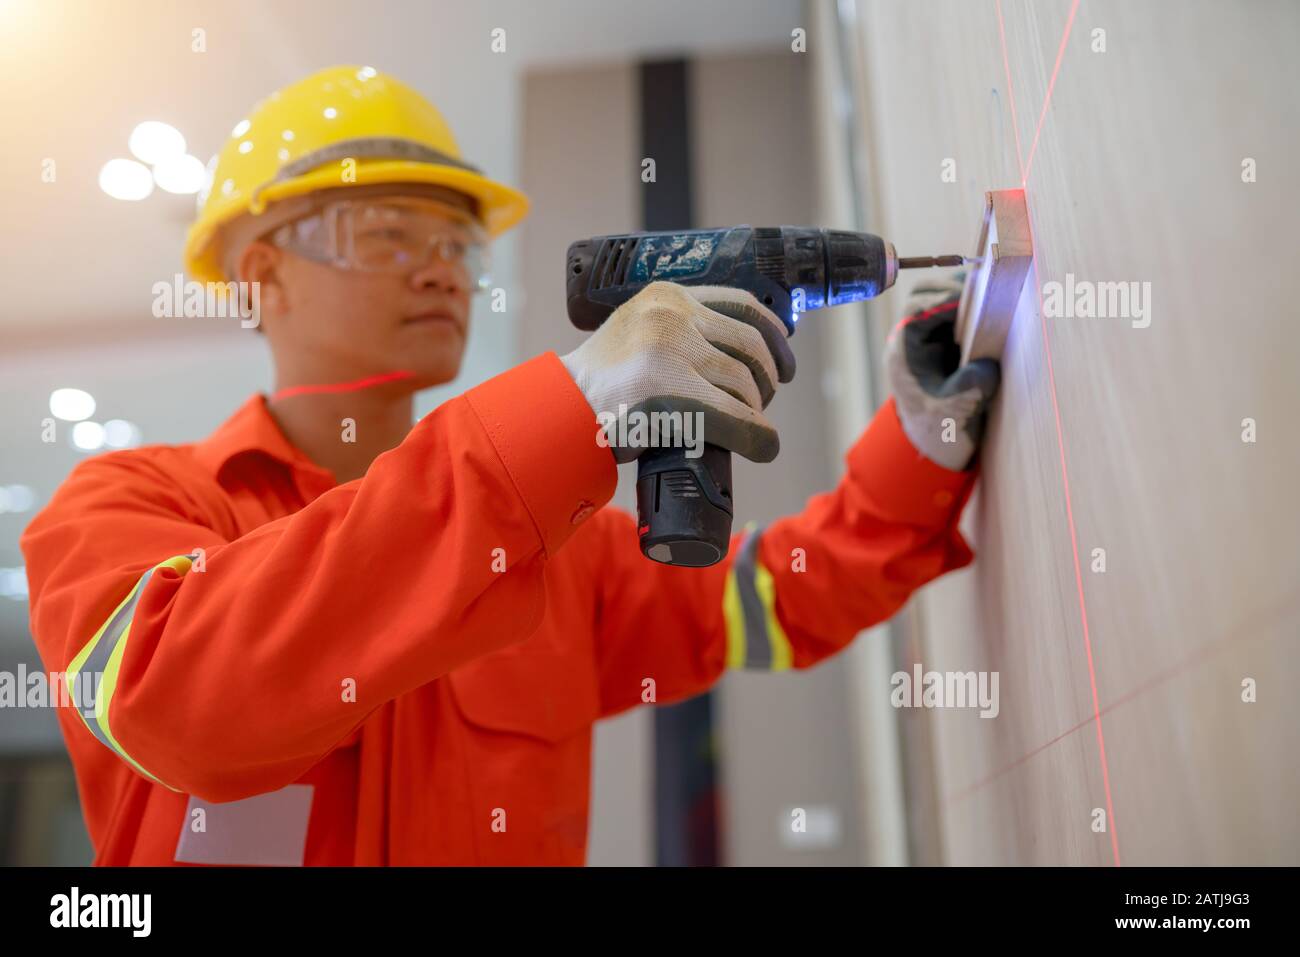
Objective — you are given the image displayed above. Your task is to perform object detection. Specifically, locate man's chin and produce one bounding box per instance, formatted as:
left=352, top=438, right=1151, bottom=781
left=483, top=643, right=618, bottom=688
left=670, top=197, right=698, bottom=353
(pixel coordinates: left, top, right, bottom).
left=397, top=322, right=465, bottom=371
left=402, top=351, right=465, bottom=390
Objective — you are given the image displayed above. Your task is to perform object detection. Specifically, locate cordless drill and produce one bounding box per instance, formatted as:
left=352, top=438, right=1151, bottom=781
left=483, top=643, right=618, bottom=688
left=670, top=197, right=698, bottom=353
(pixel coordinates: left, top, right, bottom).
left=566, top=226, right=963, bottom=567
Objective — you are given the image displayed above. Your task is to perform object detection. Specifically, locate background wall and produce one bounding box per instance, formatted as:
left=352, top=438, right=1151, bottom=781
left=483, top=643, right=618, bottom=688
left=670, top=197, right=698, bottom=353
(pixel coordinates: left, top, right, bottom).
left=847, top=0, right=1299, bottom=864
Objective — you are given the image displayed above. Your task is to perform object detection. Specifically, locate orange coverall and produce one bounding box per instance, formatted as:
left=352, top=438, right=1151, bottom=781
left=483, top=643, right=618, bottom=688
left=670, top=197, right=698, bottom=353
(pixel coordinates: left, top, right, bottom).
left=21, top=352, right=975, bottom=865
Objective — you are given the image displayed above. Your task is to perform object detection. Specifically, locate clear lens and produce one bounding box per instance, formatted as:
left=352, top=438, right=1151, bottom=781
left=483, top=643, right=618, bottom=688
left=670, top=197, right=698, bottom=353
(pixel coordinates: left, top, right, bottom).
left=340, top=198, right=490, bottom=288
left=270, top=213, right=333, bottom=265
left=270, top=196, right=491, bottom=290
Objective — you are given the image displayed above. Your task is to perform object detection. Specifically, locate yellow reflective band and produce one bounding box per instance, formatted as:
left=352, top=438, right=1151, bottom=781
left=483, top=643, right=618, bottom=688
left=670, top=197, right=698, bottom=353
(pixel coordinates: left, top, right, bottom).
left=67, top=573, right=145, bottom=741
left=722, top=523, right=792, bottom=672
left=753, top=561, right=794, bottom=672
left=67, top=554, right=195, bottom=791
left=722, top=569, right=748, bottom=670
left=95, top=617, right=172, bottom=787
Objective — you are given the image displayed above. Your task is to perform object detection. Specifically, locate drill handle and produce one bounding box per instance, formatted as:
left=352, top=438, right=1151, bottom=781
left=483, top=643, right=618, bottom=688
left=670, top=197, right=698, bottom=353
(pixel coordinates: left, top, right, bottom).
left=635, top=444, right=733, bottom=567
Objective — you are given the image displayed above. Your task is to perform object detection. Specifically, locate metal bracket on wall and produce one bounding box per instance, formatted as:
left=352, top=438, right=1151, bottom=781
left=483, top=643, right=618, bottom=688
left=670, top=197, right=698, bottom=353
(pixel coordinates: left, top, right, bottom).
left=956, top=189, right=1033, bottom=362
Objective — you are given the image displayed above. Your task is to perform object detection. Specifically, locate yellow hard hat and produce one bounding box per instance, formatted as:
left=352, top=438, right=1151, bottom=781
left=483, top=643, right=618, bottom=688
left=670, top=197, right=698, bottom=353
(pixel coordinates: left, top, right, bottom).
left=184, top=65, right=529, bottom=283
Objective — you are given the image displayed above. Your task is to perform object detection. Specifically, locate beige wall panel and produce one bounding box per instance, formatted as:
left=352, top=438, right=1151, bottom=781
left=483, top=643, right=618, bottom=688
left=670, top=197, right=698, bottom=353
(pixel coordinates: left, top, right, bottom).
left=853, top=0, right=1299, bottom=864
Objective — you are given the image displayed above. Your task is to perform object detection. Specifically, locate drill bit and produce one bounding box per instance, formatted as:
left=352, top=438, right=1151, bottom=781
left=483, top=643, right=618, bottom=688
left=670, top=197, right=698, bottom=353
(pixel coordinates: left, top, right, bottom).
left=897, top=255, right=974, bottom=269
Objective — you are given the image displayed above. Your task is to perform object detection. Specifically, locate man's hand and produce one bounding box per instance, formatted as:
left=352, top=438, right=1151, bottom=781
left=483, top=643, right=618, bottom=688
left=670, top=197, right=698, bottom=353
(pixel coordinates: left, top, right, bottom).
left=560, top=281, right=796, bottom=463
left=886, top=276, right=1001, bottom=471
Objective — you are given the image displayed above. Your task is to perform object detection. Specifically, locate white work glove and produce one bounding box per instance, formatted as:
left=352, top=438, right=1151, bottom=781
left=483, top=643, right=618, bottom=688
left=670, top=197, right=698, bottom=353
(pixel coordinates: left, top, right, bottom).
left=560, top=281, right=796, bottom=464
left=886, top=275, right=1001, bottom=471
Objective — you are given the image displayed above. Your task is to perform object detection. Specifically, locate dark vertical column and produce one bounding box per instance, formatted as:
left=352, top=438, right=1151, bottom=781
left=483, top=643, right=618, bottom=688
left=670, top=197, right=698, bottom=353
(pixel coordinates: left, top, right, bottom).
left=640, top=60, right=695, bottom=231
left=638, top=58, right=721, bottom=868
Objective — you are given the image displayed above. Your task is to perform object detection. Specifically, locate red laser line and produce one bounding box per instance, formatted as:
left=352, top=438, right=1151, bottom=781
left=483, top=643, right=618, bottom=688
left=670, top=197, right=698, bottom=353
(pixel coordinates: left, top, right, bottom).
left=945, top=589, right=1300, bottom=807
left=888, top=301, right=959, bottom=341
left=1031, top=245, right=1121, bottom=867
left=1022, top=0, right=1080, bottom=186
left=995, top=0, right=1026, bottom=182
left=947, top=715, right=1092, bottom=807
left=992, top=0, right=1118, bottom=866
left=271, top=370, right=416, bottom=401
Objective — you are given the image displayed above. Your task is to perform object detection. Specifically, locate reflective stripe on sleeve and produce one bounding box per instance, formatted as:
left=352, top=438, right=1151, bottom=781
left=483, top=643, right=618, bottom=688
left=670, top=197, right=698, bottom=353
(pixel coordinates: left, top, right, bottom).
left=66, top=554, right=196, bottom=790
left=722, top=526, right=793, bottom=671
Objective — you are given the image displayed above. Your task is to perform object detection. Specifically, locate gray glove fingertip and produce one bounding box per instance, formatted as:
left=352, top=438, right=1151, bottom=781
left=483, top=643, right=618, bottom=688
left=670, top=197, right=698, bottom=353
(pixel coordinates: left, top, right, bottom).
left=943, top=357, right=1001, bottom=404
left=689, top=288, right=797, bottom=384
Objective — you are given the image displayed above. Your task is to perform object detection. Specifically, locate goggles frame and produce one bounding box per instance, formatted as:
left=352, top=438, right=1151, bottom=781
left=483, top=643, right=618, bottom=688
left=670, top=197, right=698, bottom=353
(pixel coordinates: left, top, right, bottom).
left=267, top=195, right=491, bottom=290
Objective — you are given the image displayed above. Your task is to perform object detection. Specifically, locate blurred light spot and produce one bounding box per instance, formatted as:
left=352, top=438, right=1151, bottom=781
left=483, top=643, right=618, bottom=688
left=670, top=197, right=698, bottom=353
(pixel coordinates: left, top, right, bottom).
left=99, top=158, right=153, bottom=201
left=102, top=419, right=142, bottom=449
left=357, top=66, right=377, bottom=80
left=0, top=484, right=36, bottom=514
left=778, top=806, right=843, bottom=850
left=221, top=178, right=235, bottom=196
left=231, top=118, right=251, bottom=137
left=238, top=140, right=254, bottom=154
left=49, top=388, right=96, bottom=421
left=281, top=129, right=295, bottom=141
left=72, top=421, right=106, bottom=452
left=323, top=107, right=338, bottom=119
left=128, top=120, right=186, bottom=164
left=0, top=567, right=28, bottom=602
left=153, top=153, right=206, bottom=194
left=277, top=148, right=290, bottom=163
left=197, top=155, right=219, bottom=207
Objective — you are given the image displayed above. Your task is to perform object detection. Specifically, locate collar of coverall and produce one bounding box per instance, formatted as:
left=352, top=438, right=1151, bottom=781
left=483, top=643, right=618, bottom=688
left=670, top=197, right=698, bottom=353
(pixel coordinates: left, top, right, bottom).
left=192, top=393, right=329, bottom=481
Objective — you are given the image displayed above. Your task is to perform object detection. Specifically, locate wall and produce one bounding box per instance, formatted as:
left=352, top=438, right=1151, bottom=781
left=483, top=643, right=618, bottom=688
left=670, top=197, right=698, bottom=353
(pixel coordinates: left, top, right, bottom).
left=851, top=0, right=1299, bottom=864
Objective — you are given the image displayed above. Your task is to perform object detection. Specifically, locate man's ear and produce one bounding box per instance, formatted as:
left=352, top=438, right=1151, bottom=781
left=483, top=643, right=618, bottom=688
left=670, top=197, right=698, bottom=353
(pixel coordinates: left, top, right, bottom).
left=237, top=241, right=288, bottom=330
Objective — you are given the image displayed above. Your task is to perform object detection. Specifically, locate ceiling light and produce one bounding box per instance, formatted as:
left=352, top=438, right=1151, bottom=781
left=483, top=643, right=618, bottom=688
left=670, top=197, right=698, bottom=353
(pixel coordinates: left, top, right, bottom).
left=99, top=158, right=153, bottom=201
left=72, top=421, right=106, bottom=452
left=153, top=154, right=206, bottom=194
left=49, top=388, right=96, bottom=421
left=128, top=120, right=186, bottom=164
left=102, top=419, right=142, bottom=449
left=0, top=568, right=29, bottom=602
left=0, top=485, right=36, bottom=514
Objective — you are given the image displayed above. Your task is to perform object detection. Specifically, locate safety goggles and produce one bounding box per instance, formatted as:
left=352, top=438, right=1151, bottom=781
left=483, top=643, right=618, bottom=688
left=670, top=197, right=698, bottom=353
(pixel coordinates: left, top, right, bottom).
left=267, top=196, right=491, bottom=290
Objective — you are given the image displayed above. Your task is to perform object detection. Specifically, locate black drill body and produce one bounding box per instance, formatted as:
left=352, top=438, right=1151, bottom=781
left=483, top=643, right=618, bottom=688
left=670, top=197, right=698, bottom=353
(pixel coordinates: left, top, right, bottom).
left=567, top=226, right=895, bottom=336
left=565, top=225, right=900, bottom=567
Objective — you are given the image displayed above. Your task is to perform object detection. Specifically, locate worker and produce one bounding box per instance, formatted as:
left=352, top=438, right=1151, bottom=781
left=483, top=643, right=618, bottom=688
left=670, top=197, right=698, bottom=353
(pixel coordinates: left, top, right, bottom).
left=21, top=66, right=1000, bottom=865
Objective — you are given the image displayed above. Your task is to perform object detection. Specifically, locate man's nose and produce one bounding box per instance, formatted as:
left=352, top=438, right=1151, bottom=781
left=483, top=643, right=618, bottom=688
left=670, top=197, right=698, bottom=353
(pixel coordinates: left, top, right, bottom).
left=409, top=255, right=467, bottom=294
